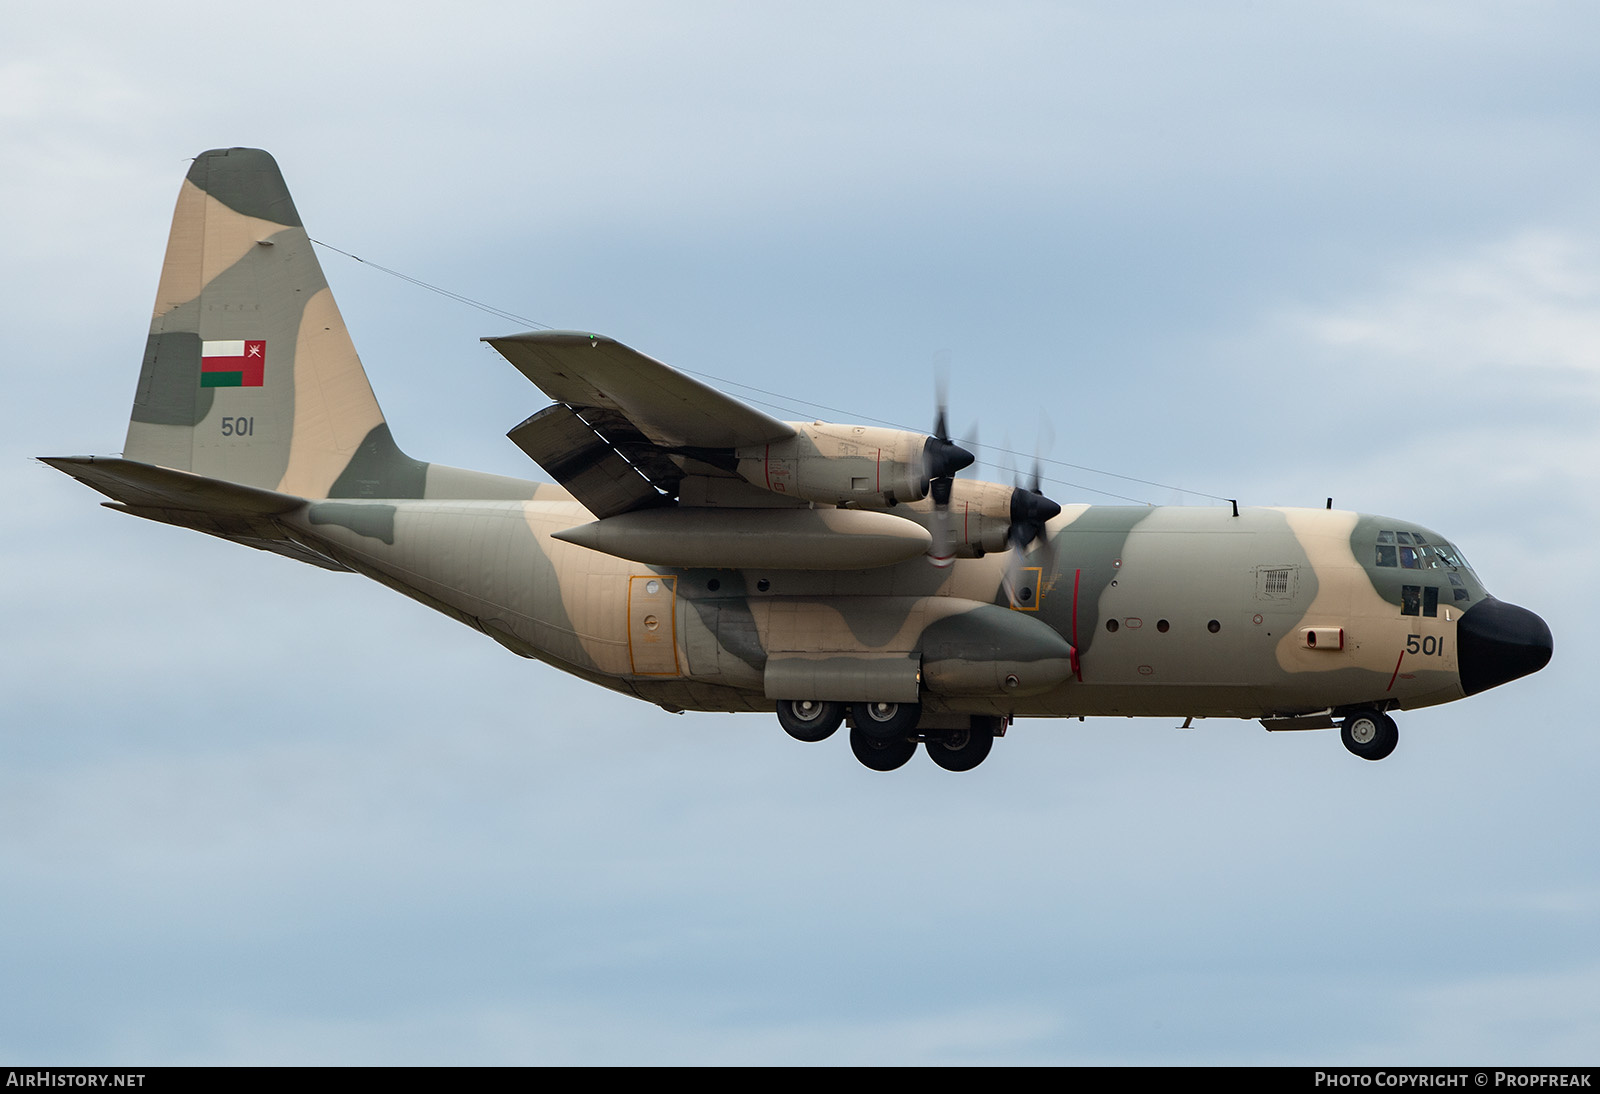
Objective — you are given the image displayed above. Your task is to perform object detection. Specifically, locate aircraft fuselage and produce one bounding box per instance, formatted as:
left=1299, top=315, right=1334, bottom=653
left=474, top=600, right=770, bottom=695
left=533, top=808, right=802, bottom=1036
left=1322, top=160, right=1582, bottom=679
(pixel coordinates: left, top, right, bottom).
left=286, top=492, right=1535, bottom=722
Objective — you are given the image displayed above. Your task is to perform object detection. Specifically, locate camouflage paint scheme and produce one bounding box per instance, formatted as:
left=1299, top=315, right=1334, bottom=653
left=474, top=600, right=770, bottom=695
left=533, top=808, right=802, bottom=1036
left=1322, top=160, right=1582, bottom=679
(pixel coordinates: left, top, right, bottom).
left=44, top=149, right=1551, bottom=763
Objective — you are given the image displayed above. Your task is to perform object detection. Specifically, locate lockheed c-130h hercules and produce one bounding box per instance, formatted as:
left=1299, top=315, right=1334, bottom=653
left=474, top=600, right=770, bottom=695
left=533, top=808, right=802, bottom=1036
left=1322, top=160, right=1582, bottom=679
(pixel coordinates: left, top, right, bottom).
left=44, top=148, right=1553, bottom=772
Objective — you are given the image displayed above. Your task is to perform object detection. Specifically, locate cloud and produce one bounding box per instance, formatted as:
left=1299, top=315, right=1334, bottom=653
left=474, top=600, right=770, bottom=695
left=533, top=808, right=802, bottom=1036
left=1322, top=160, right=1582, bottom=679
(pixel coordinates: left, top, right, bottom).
left=1296, top=230, right=1600, bottom=382
left=1375, top=963, right=1600, bottom=1062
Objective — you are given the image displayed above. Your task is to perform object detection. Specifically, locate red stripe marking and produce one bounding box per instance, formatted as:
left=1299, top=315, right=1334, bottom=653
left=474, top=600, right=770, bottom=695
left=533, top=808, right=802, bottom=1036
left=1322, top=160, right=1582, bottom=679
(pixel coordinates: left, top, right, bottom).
left=1386, top=648, right=1406, bottom=692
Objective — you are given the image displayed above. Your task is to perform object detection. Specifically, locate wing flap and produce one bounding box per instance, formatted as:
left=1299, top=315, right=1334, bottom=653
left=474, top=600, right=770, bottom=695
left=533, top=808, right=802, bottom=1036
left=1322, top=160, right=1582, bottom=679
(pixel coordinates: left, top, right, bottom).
left=506, top=404, right=665, bottom=519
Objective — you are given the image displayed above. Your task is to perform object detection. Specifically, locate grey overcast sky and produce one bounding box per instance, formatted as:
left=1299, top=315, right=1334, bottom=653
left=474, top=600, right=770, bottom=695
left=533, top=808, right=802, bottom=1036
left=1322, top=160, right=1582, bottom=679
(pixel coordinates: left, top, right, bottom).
left=3, top=1, right=1597, bottom=1064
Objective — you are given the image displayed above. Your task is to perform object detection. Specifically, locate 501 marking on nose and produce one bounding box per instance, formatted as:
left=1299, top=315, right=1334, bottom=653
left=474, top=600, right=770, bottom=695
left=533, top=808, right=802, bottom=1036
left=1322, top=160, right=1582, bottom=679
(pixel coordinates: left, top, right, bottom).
left=221, top=416, right=255, bottom=437
left=1406, top=634, right=1445, bottom=656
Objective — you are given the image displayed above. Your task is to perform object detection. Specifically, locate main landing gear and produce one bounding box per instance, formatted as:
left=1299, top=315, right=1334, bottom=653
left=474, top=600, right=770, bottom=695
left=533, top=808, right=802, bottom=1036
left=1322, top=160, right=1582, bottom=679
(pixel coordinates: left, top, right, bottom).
left=923, top=722, right=995, bottom=772
left=776, top=699, right=844, bottom=742
left=777, top=700, right=1005, bottom=772
left=1340, top=709, right=1399, bottom=761
left=849, top=726, right=919, bottom=771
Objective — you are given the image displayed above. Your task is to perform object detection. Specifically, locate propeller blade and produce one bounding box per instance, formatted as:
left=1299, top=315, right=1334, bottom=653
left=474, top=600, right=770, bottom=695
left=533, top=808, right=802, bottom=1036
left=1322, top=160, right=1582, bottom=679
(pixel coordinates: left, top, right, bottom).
left=1001, top=490, right=1060, bottom=606
left=928, top=500, right=956, bottom=568
left=924, top=377, right=972, bottom=568
left=921, top=377, right=973, bottom=490
left=1001, top=532, right=1025, bottom=604
left=1000, top=444, right=1061, bottom=604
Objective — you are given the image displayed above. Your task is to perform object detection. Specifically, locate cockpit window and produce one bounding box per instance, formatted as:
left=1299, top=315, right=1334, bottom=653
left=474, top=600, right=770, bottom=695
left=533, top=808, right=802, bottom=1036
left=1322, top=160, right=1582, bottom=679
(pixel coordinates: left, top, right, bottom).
left=1374, top=530, right=1472, bottom=574
left=1359, top=520, right=1484, bottom=615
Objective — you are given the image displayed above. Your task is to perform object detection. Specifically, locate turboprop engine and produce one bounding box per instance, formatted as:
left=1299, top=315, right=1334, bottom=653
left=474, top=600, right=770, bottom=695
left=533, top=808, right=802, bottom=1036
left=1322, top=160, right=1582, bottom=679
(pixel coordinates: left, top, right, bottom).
left=734, top=422, right=972, bottom=509
left=727, top=420, right=1061, bottom=567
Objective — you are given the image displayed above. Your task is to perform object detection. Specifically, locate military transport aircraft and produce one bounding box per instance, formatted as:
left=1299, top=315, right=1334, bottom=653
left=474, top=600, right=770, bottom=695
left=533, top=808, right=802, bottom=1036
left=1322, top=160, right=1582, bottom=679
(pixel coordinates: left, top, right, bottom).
left=43, top=148, right=1553, bottom=772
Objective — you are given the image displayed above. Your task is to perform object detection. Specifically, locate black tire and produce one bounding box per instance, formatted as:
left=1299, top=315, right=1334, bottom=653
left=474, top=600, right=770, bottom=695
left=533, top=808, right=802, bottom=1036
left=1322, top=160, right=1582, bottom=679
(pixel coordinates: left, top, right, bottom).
left=1341, top=710, right=1399, bottom=761
left=776, top=699, right=844, bottom=742
left=925, top=724, right=995, bottom=772
left=850, top=700, right=921, bottom=740
left=849, top=726, right=917, bottom=771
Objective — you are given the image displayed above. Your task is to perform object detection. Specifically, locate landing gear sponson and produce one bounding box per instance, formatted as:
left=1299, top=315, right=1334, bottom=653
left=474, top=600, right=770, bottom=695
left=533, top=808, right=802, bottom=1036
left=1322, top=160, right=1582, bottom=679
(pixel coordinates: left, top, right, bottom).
left=777, top=700, right=1006, bottom=772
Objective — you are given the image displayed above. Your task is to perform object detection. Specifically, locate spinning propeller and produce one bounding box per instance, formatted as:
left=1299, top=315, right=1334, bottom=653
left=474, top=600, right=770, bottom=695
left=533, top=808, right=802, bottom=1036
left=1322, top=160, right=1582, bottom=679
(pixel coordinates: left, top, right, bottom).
left=1002, top=455, right=1063, bottom=603
left=924, top=392, right=974, bottom=567
left=920, top=380, right=1061, bottom=590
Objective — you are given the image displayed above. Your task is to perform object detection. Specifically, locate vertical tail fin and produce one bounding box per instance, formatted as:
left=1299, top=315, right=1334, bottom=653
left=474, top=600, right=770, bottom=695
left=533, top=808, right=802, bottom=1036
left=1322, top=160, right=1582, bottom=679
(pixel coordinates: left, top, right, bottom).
left=125, top=147, right=425, bottom=498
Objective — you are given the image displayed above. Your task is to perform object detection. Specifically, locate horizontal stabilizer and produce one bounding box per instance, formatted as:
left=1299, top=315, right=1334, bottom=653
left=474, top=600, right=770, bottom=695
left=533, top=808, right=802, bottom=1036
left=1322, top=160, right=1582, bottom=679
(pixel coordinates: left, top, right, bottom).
left=40, top=456, right=306, bottom=513
left=39, top=456, right=348, bottom=570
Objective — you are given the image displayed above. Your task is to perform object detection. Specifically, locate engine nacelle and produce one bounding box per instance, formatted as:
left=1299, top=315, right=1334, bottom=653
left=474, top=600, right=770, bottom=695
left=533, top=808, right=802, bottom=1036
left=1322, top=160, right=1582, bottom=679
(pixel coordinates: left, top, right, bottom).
left=899, top=479, right=1021, bottom=558
left=735, top=422, right=933, bottom=507
left=940, top=479, right=1018, bottom=556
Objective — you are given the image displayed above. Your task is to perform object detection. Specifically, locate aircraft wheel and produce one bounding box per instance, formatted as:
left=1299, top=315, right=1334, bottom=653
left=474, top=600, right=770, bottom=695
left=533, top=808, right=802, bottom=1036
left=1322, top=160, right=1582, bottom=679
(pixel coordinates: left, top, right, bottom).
left=849, top=727, right=917, bottom=772
left=1341, top=710, right=1399, bottom=761
left=850, top=700, right=921, bottom=740
left=776, top=699, right=844, bottom=742
left=925, top=724, right=994, bottom=772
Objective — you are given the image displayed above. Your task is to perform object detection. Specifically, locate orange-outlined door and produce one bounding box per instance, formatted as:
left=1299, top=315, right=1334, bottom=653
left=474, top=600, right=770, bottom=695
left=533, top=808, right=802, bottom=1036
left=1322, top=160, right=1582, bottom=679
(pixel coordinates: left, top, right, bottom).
left=1009, top=566, right=1043, bottom=611
left=627, top=574, right=680, bottom=676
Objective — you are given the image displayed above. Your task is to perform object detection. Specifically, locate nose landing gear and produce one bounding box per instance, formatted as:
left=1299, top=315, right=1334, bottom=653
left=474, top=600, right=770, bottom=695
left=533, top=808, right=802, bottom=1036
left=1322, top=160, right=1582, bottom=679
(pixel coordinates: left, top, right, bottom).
left=1341, top=709, right=1399, bottom=761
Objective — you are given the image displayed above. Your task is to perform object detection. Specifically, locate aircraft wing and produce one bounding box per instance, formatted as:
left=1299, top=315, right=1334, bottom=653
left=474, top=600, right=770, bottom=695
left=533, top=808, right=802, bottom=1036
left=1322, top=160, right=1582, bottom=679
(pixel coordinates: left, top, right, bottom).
left=486, top=331, right=796, bottom=518
left=486, top=331, right=794, bottom=449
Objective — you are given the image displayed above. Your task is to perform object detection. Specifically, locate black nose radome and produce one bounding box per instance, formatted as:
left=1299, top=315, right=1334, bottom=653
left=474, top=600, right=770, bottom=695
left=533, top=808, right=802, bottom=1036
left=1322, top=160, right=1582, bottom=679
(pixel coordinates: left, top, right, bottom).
left=1457, top=597, right=1553, bottom=696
